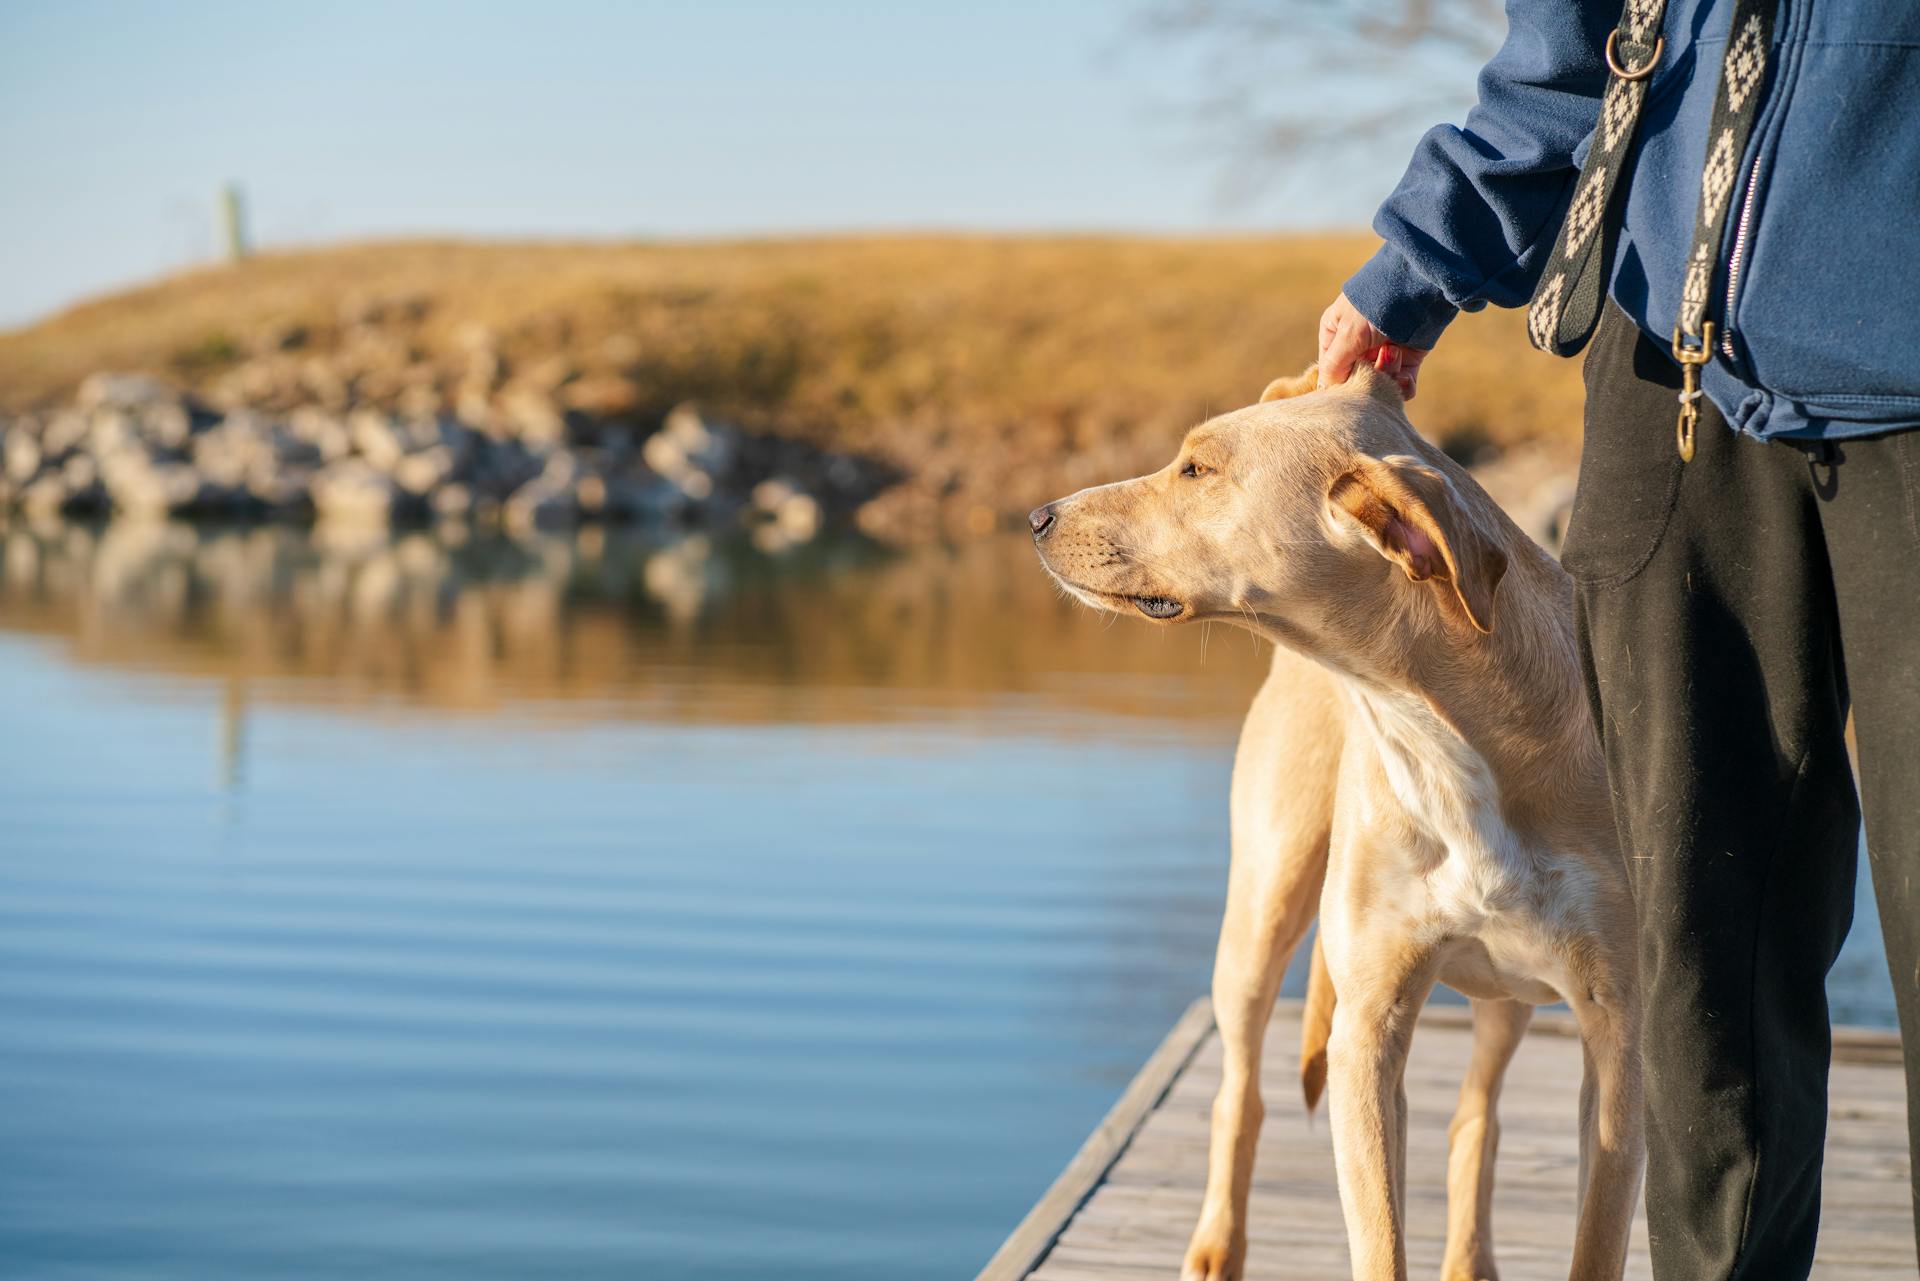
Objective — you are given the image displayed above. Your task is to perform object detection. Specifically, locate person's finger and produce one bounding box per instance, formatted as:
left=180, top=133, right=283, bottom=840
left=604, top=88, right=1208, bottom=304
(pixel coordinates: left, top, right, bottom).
left=1321, top=343, right=1357, bottom=384
left=1317, top=302, right=1346, bottom=376
left=1393, top=348, right=1427, bottom=400
left=1370, top=343, right=1416, bottom=398
left=1320, top=315, right=1369, bottom=385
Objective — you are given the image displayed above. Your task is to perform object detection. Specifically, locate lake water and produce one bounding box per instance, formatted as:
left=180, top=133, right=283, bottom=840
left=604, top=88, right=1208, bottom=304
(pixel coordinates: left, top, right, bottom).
left=0, top=521, right=1895, bottom=1281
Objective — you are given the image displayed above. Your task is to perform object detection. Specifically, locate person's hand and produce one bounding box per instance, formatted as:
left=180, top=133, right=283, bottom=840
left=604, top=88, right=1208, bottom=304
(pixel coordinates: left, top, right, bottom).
left=1317, top=293, right=1427, bottom=400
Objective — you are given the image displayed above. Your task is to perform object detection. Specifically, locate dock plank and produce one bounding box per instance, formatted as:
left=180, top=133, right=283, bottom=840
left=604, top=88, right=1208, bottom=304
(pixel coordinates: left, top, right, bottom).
left=985, top=999, right=1912, bottom=1280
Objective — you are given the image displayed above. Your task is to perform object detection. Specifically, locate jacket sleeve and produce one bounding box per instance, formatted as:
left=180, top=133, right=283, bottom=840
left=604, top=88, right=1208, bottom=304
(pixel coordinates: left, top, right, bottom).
left=1343, top=0, right=1616, bottom=348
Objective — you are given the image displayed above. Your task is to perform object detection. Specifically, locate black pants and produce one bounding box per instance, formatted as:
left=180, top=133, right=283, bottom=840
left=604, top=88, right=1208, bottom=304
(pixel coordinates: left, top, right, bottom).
left=1566, top=303, right=1920, bottom=1280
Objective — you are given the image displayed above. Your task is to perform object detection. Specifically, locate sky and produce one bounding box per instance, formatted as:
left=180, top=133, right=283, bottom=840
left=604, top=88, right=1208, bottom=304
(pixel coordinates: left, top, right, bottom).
left=0, top=0, right=1447, bottom=329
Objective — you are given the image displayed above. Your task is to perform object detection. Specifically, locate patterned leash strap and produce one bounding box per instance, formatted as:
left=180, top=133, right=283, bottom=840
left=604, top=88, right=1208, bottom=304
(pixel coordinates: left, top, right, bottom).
left=1525, top=0, right=1670, bottom=359
left=1671, top=0, right=1777, bottom=460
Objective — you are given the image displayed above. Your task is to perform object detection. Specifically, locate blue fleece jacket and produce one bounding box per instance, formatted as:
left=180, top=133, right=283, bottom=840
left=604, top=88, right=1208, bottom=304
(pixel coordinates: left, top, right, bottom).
left=1344, top=0, right=1920, bottom=441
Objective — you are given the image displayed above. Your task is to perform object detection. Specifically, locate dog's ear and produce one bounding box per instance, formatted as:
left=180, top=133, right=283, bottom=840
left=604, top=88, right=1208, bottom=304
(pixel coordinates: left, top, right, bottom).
left=1327, top=455, right=1508, bottom=633
left=1260, top=364, right=1319, bottom=402
left=1338, top=361, right=1406, bottom=407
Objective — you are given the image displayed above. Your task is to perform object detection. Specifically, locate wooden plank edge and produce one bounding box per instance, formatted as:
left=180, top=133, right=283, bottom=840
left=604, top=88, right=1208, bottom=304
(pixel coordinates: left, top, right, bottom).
left=973, top=996, right=1217, bottom=1281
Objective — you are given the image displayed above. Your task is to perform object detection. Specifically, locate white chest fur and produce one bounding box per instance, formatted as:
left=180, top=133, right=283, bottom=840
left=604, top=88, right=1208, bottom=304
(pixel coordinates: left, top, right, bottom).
left=1343, top=686, right=1595, bottom=1005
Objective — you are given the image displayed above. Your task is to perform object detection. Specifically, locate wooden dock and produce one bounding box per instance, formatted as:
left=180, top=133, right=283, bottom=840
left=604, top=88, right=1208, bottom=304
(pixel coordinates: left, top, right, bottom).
left=979, top=998, right=1912, bottom=1281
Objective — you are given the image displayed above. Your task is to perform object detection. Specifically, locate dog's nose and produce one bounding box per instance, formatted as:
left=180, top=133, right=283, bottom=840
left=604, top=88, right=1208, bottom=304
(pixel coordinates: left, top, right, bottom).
left=1028, top=504, right=1057, bottom=540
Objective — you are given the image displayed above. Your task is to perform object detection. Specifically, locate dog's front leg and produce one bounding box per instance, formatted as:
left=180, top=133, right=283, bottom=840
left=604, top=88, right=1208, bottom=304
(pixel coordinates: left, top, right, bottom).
left=1325, top=947, right=1434, bottom=1281
left=1180, top=848, right=1323, bottom=1281
left=1566, top=985, right=1644, bottom=1281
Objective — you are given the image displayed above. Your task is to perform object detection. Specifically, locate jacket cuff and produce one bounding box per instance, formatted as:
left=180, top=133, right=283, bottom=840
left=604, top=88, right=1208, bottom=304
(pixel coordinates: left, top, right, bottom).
left=1342, top=244, right=1459, bottom=350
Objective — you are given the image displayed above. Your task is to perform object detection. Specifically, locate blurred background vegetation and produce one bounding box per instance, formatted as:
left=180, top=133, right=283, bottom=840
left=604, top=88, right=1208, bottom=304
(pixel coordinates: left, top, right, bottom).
left=0, top=236, right=1580, bottom=540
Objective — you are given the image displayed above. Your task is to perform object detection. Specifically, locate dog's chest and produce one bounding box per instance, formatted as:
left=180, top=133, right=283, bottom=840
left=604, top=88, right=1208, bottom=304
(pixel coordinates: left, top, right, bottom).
left=1404, top=829, right=1593, bottom=1005
left=1352, top=694, right=1531, bottom=910
left=1349, top=690, right=1593, bottom=1001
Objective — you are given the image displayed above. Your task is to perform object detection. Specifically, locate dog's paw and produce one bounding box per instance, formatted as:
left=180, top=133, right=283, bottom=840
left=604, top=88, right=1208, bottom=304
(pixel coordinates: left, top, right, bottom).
left=1179, top=1229, right=1243, bottom=1281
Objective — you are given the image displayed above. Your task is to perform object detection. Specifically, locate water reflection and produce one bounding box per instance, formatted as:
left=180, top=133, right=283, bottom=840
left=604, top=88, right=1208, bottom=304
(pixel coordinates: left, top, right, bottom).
left=0, top=518, right=1270, bottom=731
left=0, top=520, right=1265, bottom=1281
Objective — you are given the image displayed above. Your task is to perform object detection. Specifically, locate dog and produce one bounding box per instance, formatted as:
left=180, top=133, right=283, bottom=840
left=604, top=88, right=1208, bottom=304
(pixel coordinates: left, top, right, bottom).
left=1029, top=364, right=1644, bottom=1281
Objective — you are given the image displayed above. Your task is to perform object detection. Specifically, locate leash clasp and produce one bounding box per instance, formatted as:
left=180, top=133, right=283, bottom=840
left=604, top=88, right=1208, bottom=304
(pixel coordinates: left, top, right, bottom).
left=1671, top=322, right=1715, bottom=463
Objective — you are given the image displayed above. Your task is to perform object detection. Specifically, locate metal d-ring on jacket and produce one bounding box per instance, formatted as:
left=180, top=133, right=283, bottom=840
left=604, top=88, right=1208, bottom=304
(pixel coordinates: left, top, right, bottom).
left=1342, top=0, right=1920, bottom=443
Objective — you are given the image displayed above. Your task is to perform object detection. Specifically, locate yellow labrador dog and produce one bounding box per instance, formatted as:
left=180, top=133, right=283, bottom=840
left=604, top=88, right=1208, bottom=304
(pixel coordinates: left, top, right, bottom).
left=1029, top=365, right=1643, bottom=1281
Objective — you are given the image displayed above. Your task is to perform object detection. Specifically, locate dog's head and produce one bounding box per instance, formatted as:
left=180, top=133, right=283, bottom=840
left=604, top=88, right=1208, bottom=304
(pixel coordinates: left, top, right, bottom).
left=1030, top=364, right=1510, bottom=663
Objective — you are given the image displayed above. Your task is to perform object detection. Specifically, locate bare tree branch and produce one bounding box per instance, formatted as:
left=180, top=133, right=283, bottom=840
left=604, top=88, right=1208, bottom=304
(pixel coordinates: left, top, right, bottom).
left=1133, top=0, right=1502, bottom=204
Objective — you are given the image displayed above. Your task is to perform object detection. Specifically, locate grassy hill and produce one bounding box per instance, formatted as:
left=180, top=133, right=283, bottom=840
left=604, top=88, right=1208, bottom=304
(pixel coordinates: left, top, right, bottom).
left=0, top=236, right=1582, bottom=535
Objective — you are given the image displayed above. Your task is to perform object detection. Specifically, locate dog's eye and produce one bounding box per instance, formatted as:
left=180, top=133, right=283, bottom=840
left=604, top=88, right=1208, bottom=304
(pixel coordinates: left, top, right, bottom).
left=1181, top=460, right=1213, bottom=479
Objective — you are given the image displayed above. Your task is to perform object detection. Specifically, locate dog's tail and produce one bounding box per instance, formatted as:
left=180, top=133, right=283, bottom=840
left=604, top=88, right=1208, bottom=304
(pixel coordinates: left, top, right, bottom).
left=1300, top=932, right=1335, bottom=1115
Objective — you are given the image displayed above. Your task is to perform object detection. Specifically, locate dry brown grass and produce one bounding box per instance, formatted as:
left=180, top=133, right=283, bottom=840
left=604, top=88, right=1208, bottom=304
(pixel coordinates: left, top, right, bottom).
left=0, top=235, right=1582, bottom=530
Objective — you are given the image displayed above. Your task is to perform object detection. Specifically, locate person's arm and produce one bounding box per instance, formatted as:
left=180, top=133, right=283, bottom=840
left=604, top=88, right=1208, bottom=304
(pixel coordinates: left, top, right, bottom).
left=1322, top=0, right=1615, bottom=390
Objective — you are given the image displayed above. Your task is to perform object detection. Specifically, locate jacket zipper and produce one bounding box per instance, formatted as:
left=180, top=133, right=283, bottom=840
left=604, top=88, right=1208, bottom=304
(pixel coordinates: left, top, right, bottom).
left=1720, top=155, right=1765, bottom=360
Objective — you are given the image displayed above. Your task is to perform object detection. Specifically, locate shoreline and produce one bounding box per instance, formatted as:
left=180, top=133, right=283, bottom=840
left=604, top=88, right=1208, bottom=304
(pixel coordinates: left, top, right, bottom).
left=0, top=235, right=1585, bottom=541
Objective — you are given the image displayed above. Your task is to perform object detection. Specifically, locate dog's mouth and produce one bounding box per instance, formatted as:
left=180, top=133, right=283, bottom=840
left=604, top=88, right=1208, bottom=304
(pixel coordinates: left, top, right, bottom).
left=1130, top=595, right=1185, bottom=620
left=1037, top=557, right=1189, bottom=623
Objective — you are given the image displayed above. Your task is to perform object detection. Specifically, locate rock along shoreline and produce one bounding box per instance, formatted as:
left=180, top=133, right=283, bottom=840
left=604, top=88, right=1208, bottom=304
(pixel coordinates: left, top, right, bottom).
left=0, top=373, right=892, bottom=553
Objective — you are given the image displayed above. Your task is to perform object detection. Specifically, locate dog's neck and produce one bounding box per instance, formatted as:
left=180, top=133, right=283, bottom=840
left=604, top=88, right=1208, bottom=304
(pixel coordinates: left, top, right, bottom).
left=1274, top=549, right=1606, bottom=851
